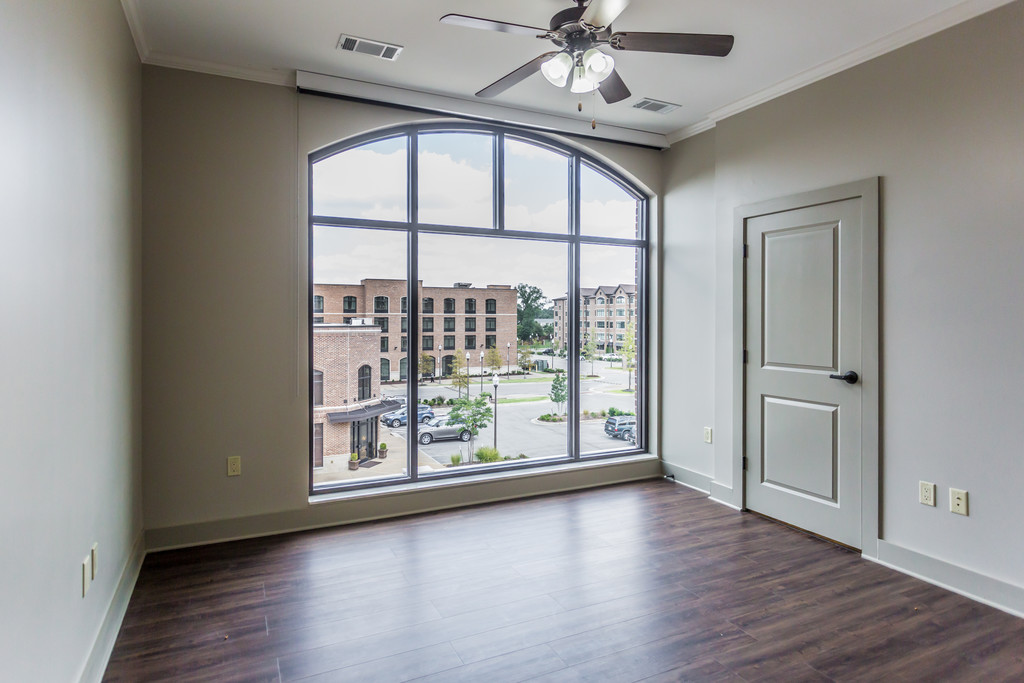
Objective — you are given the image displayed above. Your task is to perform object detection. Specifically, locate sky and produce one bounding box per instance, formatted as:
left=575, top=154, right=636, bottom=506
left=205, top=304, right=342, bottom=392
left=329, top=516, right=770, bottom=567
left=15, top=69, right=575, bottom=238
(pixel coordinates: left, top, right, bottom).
left=312, top=133, right=640, bottom=300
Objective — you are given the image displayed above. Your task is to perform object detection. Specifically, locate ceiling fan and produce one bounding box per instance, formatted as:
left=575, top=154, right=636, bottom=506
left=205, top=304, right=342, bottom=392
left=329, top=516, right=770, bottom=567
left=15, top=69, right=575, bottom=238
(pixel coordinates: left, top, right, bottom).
left=440, top=0, right=734, bottom=105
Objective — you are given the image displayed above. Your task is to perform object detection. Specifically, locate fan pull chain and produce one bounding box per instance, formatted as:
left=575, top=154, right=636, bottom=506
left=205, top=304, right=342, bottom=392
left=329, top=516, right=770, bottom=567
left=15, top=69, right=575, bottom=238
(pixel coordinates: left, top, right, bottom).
left=591, top=90, right=597, bottom=129
left=577, top=95, right=583, bottom=112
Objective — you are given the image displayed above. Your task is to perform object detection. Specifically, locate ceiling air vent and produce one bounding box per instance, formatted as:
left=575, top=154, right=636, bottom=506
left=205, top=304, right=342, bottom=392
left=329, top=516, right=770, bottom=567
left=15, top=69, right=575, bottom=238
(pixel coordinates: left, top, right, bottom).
left=632, top=98, right=680, bottom=114
left=337, top=34, right=403, bottom=61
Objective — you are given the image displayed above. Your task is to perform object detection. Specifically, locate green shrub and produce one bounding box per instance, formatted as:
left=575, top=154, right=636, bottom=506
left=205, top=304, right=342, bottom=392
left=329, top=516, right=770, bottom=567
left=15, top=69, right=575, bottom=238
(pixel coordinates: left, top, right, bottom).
left=447, top=397, right=455, bottom=405
left=475, top=446, right=501, bottom=462
left=450, top=453, right=462, bottom=466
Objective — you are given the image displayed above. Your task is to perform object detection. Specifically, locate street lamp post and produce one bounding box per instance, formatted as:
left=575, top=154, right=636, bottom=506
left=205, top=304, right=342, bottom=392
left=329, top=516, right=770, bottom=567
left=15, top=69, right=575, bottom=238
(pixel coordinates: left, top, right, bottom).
left=491, top=374, right=499, bottom=452
left=464, top=352, right=470, bottom=399
left=479, top=351, right=484, bottom=393
left=437, top=344, right=442, bottom=384
left=506, top=342, right=511, bottom=376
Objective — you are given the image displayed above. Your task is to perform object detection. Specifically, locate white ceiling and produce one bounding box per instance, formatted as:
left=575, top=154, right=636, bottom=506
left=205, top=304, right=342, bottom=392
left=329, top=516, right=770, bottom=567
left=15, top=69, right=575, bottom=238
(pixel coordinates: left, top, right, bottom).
left=122, top=0, right=1013, bottom=145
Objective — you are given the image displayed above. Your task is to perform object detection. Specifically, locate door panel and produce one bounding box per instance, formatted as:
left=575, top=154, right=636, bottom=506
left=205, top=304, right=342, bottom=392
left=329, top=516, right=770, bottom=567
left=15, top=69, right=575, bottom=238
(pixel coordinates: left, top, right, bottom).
left=745, top=197, right=862, bottom=548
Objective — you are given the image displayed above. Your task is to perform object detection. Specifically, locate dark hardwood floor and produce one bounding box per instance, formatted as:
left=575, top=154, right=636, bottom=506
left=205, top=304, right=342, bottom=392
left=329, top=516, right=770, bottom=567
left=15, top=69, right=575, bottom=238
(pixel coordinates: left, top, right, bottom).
left=104, top=480, right=1024, bottom=682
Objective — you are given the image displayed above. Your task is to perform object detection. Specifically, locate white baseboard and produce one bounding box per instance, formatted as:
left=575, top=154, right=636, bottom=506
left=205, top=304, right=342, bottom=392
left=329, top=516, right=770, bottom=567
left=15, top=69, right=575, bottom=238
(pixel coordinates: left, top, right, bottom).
left=869, top=540, right=1024, bottom=619
left=79, top=531, right=146, bottom=683
left=708, top=481, right=742, bottom=510
left=660, top=461, right=712, bottom=494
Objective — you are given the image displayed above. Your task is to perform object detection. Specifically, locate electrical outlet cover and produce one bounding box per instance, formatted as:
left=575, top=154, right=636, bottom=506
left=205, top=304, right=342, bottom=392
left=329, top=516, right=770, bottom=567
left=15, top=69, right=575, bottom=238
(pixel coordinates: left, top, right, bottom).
left=227, top=456, right=242, bottom=476
left=919, top=481, right=936, bottom=506
left=950, top=488, right=969, bottom=516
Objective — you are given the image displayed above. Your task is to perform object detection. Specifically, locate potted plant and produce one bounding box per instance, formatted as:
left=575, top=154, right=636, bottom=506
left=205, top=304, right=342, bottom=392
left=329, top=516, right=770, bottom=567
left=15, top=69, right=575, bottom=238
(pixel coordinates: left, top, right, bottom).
left=377, top=442, right=388, bottom=459
left=348, top=453, right=359, bottom=470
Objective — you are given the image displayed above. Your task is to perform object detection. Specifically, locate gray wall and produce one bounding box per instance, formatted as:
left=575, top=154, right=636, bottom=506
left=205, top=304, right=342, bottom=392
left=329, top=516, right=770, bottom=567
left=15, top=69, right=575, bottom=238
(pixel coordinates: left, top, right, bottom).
left=661, top=1, right=1024, bottom=594
left=141, top=68, right=662, bottom=546
left=0, top=1, right=143, bottom=680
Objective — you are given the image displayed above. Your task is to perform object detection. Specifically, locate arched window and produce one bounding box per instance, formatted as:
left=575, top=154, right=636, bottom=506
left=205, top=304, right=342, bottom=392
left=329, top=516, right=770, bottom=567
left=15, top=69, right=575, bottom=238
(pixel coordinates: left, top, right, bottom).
left=310, top=123, right=648, bottom=492
left=313, top=295, right=324, bottom=313
left=357, top=365, right=371, bottom=401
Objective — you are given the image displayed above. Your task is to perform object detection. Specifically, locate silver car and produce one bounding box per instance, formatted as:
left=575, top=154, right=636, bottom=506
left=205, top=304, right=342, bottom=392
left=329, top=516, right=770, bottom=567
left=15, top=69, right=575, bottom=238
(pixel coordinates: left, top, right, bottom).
left=418, top=417, right=471, bottom=445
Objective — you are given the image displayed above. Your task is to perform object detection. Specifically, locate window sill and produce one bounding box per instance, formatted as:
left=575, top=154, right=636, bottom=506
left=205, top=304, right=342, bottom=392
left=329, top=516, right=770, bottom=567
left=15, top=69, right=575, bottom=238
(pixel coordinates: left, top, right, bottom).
left=308, top=452, right=658, bottom=505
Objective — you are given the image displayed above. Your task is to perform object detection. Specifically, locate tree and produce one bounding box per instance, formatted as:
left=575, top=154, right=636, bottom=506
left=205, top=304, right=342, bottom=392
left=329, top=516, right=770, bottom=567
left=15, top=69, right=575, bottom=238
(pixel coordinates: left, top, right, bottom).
left=621, top=321, right=637, bottom=391
left=418, top=352, right=435, bottom=379
left=485, top=347, right=502, bottom=374
left=516, top=283, right=548, bottom=342
left=450, top=350, right=469, bottom=397
left=549, top=370, right=568, bottom=414
left=447, top=396, right=493, bottom=464
left=581, top=336, right=597, bottom=377
left=518, top=347, right=533, bottom=373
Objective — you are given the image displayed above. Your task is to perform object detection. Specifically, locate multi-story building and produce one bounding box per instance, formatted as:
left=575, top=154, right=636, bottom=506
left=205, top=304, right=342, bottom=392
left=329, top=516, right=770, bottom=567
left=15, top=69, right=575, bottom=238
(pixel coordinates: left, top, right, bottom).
left=551, top=285, right=637, bottom=352
left=312, top=320, right=399, bottom=477
left=314, top=280, right=519, bottom=380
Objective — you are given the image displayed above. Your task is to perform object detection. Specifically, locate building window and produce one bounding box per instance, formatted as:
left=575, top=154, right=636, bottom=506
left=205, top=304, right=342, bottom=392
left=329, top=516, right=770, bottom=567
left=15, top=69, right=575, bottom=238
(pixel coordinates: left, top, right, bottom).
left=313, top=423, right=323, bottom=468
left=310, top=124, right=648, bottom=494
left=357, top=365, right=372, bottom=401
left=617, top=321, right=625, bottom=329
left=401, top=317, right=407, bottom=333
left=313, top=370, right=323, bottom=406
left=596, top=310, right=604, bottom=317
left=374, top=296, right=388, bottom=313
left=313, top=295, right=324, bottom=313
left=597, top=321, right=605, bottom=328
left=374, top=317, right=389, bottom=332
left=616, top=309, right=624, bottom=317
left=313, top=316, right=324, bottom=324
left=597, top=298, right=605, bottom=304
left=617, top=296, right=625, bottom=304
left=343, top=296, right=357, bottom=314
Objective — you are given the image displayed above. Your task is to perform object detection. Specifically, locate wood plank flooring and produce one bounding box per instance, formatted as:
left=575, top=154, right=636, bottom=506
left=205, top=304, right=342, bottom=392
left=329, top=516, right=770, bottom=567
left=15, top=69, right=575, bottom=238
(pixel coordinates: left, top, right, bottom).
left=104, top=480, right=1024, bottom=681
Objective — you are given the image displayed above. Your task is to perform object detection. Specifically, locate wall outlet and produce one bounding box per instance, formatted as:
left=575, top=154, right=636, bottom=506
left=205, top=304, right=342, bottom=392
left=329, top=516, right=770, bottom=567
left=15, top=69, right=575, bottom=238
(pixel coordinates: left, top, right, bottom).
left=950, top=488, right=969, bottom=516
left=919, top=481, right=936, bottom=506
left=227, top=456, right=242, bottom=477
left=82, top=556, right=91, bottom=597
left=91, top=542, right=98, bottom=580
left=703, top=427, right=713, bottom=444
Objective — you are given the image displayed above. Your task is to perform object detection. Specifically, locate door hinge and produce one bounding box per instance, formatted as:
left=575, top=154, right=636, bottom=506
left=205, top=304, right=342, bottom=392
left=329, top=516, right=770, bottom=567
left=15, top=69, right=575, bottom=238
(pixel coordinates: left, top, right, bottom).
left=743, top=244, right=749, bottom=258
left=742, top=456, right=748, bottom=471
left=743, top=349, right=748, bottom=364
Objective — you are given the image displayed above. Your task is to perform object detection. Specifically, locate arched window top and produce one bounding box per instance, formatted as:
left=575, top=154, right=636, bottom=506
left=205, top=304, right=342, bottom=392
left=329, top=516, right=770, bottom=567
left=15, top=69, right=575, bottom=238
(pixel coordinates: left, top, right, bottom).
left=357, top=364, right=371, bottom=401
left=310, top=123, right=645, bottom=241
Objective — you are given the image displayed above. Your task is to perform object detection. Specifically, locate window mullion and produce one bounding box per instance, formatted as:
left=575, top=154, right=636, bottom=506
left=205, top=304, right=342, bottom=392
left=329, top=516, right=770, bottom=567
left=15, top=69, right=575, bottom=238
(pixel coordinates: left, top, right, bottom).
left=408, top=133, right=420, bottom=482
left=568, top=154, right=581, bottom=461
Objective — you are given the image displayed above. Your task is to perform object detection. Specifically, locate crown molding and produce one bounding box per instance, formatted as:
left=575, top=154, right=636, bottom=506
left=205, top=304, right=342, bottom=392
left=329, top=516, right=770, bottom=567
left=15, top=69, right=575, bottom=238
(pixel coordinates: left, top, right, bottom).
left=146, top=52, right=296, bottom=87
left=666, top=0, right=1017, bottom=144
left=120, top=0, right=149, bottom=60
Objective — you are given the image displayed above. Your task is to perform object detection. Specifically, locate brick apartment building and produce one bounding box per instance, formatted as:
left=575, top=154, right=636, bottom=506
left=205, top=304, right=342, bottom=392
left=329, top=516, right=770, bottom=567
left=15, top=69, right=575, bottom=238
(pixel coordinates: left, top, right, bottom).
left=552, top=285, right=637, bottom=352
left=312, top=320, right=399, bottom=476
left=313, top=280, right=519, bottom=380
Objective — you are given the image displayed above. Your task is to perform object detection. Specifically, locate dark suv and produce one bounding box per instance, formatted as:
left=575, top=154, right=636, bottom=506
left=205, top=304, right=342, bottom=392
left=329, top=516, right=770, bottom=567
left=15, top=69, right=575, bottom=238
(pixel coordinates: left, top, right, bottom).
left=604, top=415, right=637, bottom=439
left=382, top=404, right=434, bottom=428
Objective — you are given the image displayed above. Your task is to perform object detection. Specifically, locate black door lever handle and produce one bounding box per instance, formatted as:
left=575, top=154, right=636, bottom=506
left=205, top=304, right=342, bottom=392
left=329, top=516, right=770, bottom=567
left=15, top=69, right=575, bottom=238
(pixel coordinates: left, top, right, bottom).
left=828, top=371, right=859, bottom=384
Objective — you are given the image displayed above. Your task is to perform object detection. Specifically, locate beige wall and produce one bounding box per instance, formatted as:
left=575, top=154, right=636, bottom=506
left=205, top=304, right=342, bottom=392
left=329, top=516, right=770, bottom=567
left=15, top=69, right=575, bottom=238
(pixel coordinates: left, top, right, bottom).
left=0, top=1, right=142, bottom=680
left=661, top=1, right=1024, bottom=600
left=141, top=68, right=662, bottom=544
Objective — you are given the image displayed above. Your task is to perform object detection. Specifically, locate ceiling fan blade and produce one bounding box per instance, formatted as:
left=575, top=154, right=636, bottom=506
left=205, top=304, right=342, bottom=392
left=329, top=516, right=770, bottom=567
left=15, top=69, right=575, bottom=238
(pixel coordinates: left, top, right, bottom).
left=580, top=0, right=631, bottom=31
left=440, top=14, right=546, bottom=37
left=610, top=32, right=735, bottom=57
left=476, top=52, right=560, bottom=98
left=599, top=70, right=631, bottom=104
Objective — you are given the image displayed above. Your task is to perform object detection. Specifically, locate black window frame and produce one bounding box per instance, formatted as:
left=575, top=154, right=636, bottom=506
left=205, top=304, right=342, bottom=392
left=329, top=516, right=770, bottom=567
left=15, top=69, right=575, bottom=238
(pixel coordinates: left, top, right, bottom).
left=485, top=335, right=497, bottom=349
left=422, top=317, right=433, bottom=332
left=422, top=297, right=433, bottom=314
left=373, top=296, right=388, bottom=314
left=443, top=298, right=456, bottom=314
left=343, top=296, right=357, bottom=314
left=357, top=365, right=371, bottom=401
left=485, top=317, right=496, bottom=332
left=443, top=317, right=455, bottom=332
left=465, top=298, right=476, bottom=314
left=465, top=335, right=476, bottom=350
left=485, top=298, right=497, bottom=314
left=465, top=317, right=476, bottom=332
left=422, top=335, right=433, bottom=351
left=308, top=122, right=649, bottom=496
left=313, top=295, right=324, bottom=313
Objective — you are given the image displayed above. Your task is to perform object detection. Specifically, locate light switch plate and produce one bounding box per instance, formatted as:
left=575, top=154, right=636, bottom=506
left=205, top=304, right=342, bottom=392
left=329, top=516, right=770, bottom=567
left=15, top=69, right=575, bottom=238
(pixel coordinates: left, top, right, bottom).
left=91, top=543, right=98, bottom=580
left=703, top=427, right=713, bottom=444
left=82, top=556, right=91, bottom=597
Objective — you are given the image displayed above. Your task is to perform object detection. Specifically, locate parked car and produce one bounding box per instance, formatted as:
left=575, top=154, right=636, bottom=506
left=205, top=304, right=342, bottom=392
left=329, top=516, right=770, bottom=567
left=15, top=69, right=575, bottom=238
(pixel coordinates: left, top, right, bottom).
left=622, top=428, right=636, bottom=445
left=604, top=415, right=637, bottom=439
left=417, top=417, right=472, bottom=445
left=382, top=404, right=434, bottom=428
left=540, top=348, right=555, bottom=356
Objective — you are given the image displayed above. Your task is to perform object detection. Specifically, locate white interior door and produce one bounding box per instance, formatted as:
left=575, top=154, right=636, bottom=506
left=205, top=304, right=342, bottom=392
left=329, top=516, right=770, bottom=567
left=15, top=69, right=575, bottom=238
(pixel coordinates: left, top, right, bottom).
left=744, top=197, right=864, bottom=548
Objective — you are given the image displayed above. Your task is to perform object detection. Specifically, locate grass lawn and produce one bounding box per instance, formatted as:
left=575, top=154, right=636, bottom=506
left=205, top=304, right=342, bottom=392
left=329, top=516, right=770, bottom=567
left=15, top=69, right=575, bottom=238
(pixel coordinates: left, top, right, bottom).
left=497, top=396, right=547, bottom=405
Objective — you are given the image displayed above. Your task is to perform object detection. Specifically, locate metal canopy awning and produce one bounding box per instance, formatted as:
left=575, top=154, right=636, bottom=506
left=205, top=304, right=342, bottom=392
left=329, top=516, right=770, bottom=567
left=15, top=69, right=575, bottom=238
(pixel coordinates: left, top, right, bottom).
left=326, top=398, right=402, bottom=424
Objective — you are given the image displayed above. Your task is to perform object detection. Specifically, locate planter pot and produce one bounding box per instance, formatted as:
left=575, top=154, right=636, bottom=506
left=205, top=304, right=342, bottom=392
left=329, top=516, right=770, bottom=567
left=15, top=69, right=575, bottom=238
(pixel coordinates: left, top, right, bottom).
left=378, top=449, right=388, bottom=459
left=348, top=460, right=359, bottom=470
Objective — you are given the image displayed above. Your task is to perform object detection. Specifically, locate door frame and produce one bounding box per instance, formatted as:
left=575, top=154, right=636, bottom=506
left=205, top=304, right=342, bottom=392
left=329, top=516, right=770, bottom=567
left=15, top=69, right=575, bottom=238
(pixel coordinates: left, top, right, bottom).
left=733, top=178, right=880, bottom=558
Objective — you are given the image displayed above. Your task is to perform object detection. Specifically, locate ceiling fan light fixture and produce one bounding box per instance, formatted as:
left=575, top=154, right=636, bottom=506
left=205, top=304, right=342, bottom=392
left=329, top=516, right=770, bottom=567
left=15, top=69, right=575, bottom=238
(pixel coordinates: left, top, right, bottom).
left=570, top=64, right=599, bottom=93
left=582, top=48, right=614, bottom=83
left=540, top=52, right=573, bottom=87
